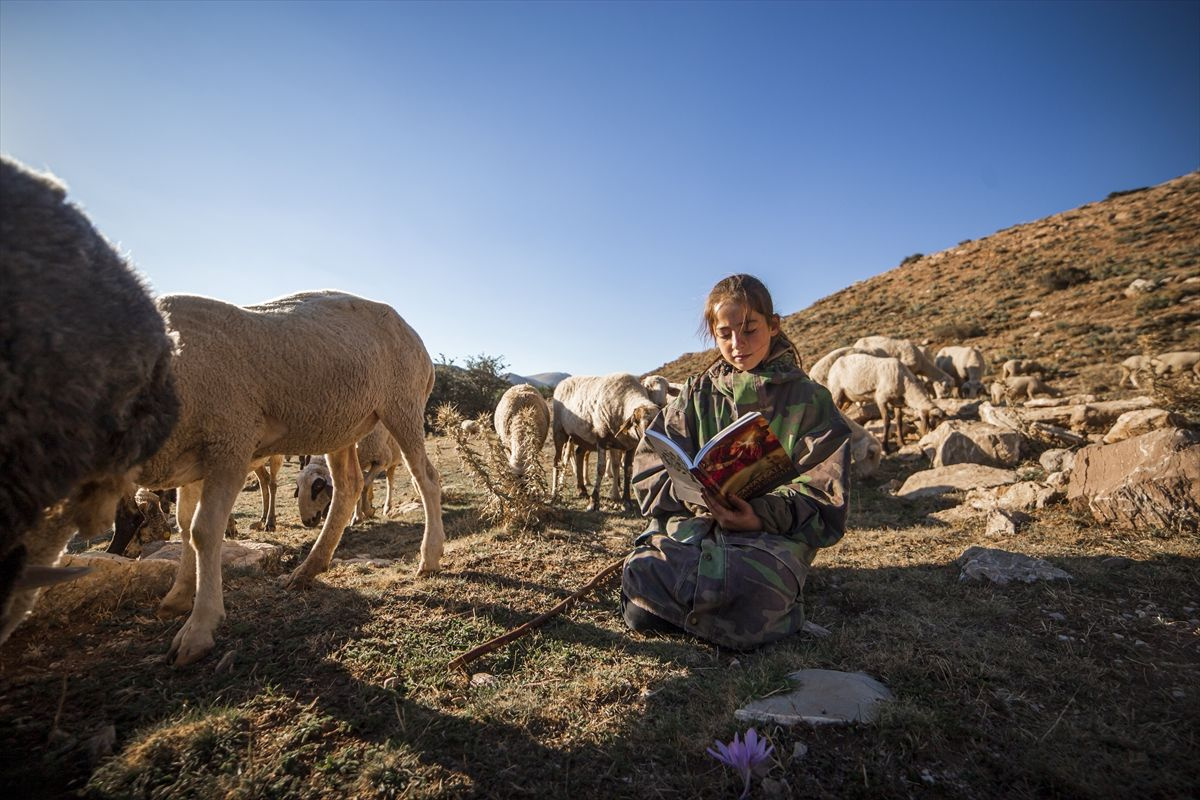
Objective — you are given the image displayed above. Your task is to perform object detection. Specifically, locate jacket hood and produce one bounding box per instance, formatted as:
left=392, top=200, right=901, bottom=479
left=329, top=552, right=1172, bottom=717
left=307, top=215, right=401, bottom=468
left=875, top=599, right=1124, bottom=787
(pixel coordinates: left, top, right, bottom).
left=706, top=336, right=805, bottom=400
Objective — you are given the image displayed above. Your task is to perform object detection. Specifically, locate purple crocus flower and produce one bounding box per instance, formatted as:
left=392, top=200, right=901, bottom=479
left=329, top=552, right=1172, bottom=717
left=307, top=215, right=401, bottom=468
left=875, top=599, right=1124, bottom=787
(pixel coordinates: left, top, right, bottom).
left=706, top=727, right=775, bottom=799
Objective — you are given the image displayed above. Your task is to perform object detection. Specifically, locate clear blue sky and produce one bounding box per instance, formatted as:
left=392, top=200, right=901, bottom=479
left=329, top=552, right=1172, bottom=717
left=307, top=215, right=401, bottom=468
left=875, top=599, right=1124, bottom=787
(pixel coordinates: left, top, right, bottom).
left=3, top=0, right=1197, bottom=378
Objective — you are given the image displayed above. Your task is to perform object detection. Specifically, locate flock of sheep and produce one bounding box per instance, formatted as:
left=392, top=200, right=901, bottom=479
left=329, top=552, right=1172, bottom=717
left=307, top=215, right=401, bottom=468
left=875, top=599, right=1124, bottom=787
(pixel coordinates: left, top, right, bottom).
left=3, top=154, right=1197, bottom=669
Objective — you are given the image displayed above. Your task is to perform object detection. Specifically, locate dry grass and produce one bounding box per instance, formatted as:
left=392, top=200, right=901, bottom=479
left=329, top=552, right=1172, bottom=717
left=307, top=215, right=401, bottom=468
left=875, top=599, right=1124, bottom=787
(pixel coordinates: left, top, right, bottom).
left=1, top=433, right=1197, bottom=799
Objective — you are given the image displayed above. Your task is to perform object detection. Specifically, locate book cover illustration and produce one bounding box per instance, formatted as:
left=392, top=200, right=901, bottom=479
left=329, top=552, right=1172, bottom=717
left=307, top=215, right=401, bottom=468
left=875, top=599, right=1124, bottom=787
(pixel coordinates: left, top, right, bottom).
left=643, top=412, right=799, bottom=509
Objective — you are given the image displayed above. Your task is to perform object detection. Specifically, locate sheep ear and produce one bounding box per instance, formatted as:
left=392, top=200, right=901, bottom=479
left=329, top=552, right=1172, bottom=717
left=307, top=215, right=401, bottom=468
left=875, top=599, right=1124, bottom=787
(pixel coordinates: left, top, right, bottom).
left=15, top=565, right=91, bottom=590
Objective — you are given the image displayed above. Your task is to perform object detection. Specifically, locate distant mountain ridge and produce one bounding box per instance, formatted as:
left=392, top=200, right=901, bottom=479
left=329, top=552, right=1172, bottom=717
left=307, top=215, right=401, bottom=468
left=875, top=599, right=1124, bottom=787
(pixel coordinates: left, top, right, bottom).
left=503, top=372, right=571, bottom=390
left=653, top=171, right=1200, bottom=393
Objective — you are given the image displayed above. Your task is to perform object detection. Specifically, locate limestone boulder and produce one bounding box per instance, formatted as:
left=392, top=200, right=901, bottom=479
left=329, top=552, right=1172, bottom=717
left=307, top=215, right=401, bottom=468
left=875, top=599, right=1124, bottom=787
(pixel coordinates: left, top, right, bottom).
left=932, top=398, right=982, bottom=419
left=1068, top=397, right=1157, bottom=433
left=918, top=420, right=1021, bottom=468
left=897, top=464, right=1020, bottom=499
left=1102, top=408, right=1187, bottom=444
left=31, top=552, right=177, bottom=622
left=1023, top=394, right=1097, bottom=408
left=1067, top=428, right=1200, bottom=531
left=144, top=540, right=282, bottom=573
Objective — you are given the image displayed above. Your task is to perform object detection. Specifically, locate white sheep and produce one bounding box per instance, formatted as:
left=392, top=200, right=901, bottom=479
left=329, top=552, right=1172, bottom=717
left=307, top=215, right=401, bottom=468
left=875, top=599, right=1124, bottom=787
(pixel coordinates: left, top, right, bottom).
left=1005, top=375, right=1060, bottom=402
left=1000, top=358, right=1045, bottom=380
left=493, top=383, right=551, bottom=477
left=1151, top=350, right=1200, bottom=377
left=550, top=373, right=659, bottom=511
left=134, top=290, right=444, bottom=666
left=934, top=345, right=987, bottom=398
left=0, top=157, right=181, bottom=646
left=295, top=455, right=333, bottom=527
left=843, top=415, right=883, bottom=477
left=807, top=346, right=864, bottom=386
left=825, top=353, right=944, bottom=452
left=853, top=335, right=955, bottom=398
left=640, top=374, right=673, bottom=407
left=1118, top=355, right=1152, bottom=389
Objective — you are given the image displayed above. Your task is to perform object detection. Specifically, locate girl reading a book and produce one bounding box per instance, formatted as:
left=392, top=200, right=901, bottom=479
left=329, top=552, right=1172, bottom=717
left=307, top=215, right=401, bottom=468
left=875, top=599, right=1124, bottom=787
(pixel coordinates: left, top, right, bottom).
left=621, top=274, right=851, bottom=649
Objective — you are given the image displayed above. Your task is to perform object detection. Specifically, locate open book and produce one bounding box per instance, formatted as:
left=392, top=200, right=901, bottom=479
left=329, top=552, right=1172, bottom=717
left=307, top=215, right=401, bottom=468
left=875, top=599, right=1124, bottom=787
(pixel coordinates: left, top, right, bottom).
left=643, top=411, right=800, bottom=509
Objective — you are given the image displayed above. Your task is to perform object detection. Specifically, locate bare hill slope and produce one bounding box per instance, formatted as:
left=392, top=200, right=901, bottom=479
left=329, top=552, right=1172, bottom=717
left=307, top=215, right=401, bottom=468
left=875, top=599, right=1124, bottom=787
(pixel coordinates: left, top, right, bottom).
left=655, top=171, right=1200, bottom=392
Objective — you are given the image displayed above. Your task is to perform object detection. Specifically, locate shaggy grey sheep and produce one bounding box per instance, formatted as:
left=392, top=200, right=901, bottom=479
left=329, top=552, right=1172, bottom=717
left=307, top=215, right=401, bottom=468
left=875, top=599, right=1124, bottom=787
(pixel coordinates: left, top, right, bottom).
left=0, top=156, right=180, bottom=645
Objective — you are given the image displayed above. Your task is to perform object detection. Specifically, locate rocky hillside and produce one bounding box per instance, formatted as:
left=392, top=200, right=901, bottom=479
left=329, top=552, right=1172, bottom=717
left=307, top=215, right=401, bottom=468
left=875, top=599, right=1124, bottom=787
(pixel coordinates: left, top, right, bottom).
left=655, top=171, right=1200, bottom=394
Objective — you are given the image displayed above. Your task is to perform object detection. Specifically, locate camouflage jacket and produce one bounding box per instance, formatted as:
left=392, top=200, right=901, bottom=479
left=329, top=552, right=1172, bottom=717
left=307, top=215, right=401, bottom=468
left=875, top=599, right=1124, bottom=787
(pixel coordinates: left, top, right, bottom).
left=632, top=337, right=851, bottom=556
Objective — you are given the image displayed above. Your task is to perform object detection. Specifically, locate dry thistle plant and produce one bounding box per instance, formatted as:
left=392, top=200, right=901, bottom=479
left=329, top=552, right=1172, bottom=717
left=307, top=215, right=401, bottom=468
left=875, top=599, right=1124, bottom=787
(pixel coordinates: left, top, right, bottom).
left=433, top=403, right=549, bottom=531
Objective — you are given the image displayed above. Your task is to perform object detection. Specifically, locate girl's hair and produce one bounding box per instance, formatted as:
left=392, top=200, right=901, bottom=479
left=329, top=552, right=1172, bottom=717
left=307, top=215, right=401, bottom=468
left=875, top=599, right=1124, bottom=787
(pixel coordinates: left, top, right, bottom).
left=699, top=273, right=778, bottom=341
left=699, top=273, right=802, bottom=369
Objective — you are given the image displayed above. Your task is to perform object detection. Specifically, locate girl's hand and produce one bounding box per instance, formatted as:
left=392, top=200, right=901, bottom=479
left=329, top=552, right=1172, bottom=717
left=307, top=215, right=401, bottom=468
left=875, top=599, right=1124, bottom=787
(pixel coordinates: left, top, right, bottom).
left=702, top=489, right=762, bottom=532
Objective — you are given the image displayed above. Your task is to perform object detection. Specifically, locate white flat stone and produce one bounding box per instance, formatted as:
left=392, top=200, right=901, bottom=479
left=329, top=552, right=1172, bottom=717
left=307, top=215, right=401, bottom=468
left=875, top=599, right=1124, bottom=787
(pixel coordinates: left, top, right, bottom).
left=734, top=669, right=894, bottom=726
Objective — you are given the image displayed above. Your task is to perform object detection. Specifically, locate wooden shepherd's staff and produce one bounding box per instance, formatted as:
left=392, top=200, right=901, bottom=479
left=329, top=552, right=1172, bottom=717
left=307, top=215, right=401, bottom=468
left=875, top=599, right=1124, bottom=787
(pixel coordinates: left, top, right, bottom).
left=448, top=555, right=628, bottom=674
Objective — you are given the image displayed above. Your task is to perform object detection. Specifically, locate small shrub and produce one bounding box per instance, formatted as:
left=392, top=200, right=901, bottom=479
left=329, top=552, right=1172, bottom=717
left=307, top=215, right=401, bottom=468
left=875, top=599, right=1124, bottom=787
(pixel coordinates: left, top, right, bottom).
left=900, top=253, right=924, bottom=266
left=1039, top=266, right=1092, bottom=291
left=1136, top=293, right=1173, bottom=315
left=932, top=321, right=985, bottom=340
left=425, top=353, right=511, bottom=429
left=1106, top=186, right=1150, bottom=200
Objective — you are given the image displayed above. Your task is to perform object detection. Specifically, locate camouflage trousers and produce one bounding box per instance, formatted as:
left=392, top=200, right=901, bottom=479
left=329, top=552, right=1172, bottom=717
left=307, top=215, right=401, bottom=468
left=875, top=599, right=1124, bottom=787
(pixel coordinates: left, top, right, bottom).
left=621, top=526, right=818, bottom=650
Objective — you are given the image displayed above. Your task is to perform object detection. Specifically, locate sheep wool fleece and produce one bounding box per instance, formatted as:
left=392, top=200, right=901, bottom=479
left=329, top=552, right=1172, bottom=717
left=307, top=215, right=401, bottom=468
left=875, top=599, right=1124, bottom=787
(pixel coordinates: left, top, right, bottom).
left=623, top=337, right=851, bottom=649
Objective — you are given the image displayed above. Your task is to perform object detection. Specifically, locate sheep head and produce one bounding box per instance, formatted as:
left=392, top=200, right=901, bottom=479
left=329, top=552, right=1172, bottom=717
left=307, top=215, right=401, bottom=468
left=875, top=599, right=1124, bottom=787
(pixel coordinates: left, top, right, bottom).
left=295, top=460, right=333, bottom=528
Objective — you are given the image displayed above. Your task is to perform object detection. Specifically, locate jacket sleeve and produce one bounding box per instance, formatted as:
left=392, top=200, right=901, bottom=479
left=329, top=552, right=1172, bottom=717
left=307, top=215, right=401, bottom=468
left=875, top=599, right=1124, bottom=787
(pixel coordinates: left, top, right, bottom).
left=632, top=381, right=699, bottom=521
left=748, top=384, right=852, bottom=549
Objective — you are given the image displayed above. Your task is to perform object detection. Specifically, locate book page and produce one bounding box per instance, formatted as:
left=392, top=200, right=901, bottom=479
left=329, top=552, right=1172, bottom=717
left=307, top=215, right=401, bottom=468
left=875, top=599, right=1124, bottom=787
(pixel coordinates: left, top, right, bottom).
left=642, top=428, right=710, bottom=507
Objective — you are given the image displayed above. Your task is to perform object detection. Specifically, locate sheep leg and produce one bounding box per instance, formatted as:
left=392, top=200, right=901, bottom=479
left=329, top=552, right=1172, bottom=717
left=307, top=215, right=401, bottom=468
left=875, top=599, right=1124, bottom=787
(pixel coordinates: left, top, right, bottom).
left=588, top=448, right=605, bottom=512
left=265, top=454, right=281, bottom=531
left=358, top=466, right=380, bottom=522
left=158, top=481, right=201, bottom=618
left=574, top=445, right=589, bottom=496
left=287, top=444, right=363, bottom=588
left=894, top=406, right=907, bottom=450
left=382, top=410, right=445, bottom=575
left=383, top=465, right=397, bottom=515
left=166, top=468, right=244, bottom=666
left=607, top=448, right=622, bottom=502
left=549, top=429, right=568, bottom=501
left=621, top=448, right=635, bottom=510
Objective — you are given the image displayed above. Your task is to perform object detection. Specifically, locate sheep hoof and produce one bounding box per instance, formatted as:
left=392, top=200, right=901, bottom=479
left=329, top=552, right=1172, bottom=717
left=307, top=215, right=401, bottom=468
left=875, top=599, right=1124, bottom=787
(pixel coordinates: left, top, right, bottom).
left=249, top=521, right=264, bottom=532
left=166, top=620, right=215, bottom=667
left=284, top=568, right=317, bottom=590
left=156, top=594, right=193, bottom=620
left=415, top=561, right=441, bottom=576
left=585, top=502, right=599, bottom=512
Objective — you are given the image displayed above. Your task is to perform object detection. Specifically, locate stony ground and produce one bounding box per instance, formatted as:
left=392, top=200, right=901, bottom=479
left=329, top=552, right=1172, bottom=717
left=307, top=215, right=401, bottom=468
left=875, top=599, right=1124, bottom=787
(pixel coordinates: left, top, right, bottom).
left=1, top=430, right=1197, bottom=799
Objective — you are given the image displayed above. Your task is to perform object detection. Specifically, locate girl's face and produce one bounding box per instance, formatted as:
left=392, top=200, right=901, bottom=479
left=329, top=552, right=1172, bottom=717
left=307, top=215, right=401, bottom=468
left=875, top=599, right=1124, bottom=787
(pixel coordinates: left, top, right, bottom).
left=711, top=301, right=779, bottom=372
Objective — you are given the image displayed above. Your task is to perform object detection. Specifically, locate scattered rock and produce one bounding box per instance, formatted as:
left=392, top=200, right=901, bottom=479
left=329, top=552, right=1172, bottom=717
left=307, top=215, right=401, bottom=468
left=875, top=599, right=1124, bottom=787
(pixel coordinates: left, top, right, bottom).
left=85, top=725, right=117, bottom=764
left=1101, top=556, right=1135, bottom=570
left=1124, top=278, right=1156, bottom=297
left=1046, top=611, right=1066, bottom=622
left=1028, top=310, right=1045, bottom=319
left=932, top=398, right=982, bottom=419
left=896, top=464, right=1020, bottom=500
left=1069, top=398, right=1158, bottom=433
left=791, top=742, right=809, bottom=761
left=996, top=481, right=1057, bottom=512
left=918, top=421, right=1021, bottom=469
left=801, top=620, right=831, bottom=638
left=1039, top=448, right=1076, bottom=473
left=734, top=669, right=894, bottom=726
left=470, top=672, right=500, bottom=688
left=1102, top=408, right=1188, bottom=444
left=985, top=509, right=1028, bottom=537
left=1067, top=428, right=1200, bottom=531
left=957, top=546, right=1074, bottom=585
